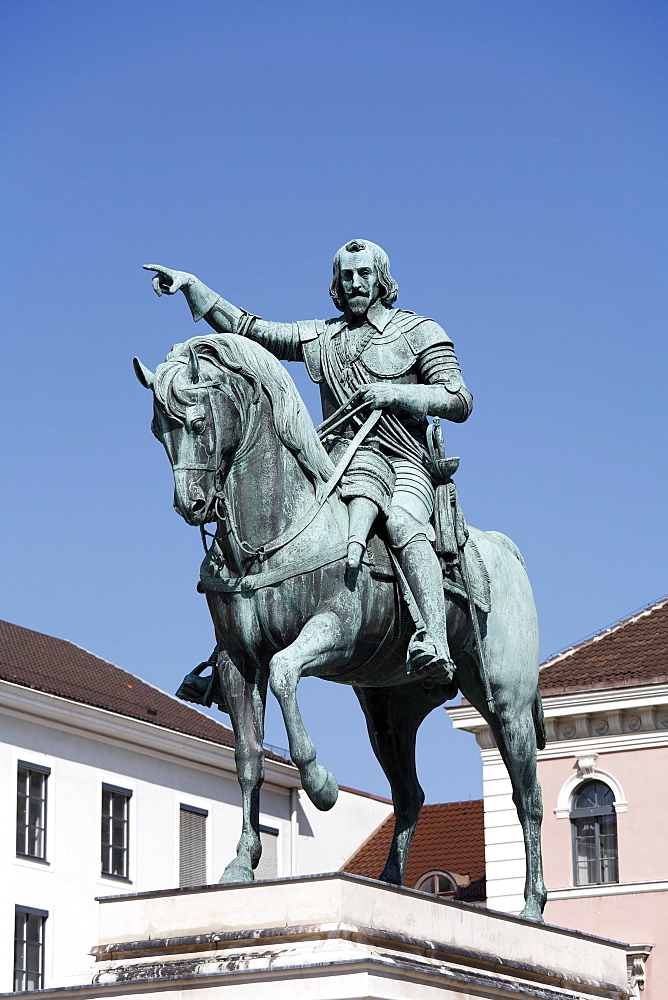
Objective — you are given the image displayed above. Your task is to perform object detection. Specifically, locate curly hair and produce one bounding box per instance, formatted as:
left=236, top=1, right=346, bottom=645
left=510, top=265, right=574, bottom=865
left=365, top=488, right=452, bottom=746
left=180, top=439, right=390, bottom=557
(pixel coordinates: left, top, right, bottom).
left=329, top=239, right=398, bottom=312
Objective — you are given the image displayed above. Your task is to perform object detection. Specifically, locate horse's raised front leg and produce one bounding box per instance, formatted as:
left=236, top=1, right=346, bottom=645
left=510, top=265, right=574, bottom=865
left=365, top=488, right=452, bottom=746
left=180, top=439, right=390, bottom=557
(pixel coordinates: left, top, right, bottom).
left=487, top=696, right=547, bottom=922
left=269, top=611, right=344, bottom=812
left=354, top=681, right=448, bottom=886
left=217, top=650, right=268, bottom=883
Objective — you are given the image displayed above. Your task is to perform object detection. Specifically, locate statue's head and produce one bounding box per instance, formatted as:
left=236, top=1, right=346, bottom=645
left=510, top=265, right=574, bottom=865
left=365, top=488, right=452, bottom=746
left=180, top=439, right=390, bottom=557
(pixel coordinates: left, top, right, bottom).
left=329, top=239, right=398, bottom=315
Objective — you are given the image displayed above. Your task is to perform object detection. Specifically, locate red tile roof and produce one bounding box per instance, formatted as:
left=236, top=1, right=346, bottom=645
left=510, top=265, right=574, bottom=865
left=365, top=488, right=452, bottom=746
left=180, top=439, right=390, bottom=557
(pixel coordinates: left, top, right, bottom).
left=0, top=619, right=290, bottom=763
left=540, top=597, right=668, bottom=696
left=343, top=799, right=485, bottom=900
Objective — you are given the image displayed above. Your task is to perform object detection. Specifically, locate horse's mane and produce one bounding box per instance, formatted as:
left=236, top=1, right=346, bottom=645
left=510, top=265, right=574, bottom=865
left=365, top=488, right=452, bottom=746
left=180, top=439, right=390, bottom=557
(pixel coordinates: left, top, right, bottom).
left=154, top=335, right=334, bottom=485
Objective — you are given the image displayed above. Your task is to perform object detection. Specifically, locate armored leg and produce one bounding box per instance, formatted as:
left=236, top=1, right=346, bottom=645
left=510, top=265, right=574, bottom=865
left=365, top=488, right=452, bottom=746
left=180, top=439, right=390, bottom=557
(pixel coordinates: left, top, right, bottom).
left=386, top=489, right=454, bottom=684
left=397, top=536, right=455, bottom=683
left=340, top=442, right=395, bottom=570
left=346, top=496, right=379, bottom=569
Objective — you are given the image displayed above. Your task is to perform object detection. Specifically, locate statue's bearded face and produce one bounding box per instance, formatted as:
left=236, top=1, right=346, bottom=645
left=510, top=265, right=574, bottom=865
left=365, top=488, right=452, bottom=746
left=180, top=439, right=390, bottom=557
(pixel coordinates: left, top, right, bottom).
left=339, top=248, right=380, bottom=316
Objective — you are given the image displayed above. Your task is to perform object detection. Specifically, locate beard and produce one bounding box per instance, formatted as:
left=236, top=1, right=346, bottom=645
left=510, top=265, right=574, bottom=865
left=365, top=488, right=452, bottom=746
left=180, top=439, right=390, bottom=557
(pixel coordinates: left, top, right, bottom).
left=346, top=294, right=371, bottom=315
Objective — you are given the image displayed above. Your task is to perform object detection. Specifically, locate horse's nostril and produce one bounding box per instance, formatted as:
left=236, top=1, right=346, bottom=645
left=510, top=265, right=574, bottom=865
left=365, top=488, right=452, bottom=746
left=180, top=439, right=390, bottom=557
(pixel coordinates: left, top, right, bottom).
left=192, top=499, right=206, bottom=513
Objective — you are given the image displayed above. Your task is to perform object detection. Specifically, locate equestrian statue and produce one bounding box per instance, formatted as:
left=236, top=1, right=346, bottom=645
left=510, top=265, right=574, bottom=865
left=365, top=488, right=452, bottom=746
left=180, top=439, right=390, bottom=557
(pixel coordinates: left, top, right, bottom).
left=135, top=239, right=547, bottom=921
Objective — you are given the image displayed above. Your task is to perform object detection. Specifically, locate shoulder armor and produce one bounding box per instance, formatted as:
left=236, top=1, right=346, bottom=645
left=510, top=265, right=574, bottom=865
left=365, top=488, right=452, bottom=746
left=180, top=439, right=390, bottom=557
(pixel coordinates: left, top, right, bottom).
left=404, top=318, right=453, bottom=354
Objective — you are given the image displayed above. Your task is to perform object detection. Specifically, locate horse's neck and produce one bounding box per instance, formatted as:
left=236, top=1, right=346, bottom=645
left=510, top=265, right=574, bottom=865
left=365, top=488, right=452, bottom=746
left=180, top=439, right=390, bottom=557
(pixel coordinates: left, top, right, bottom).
left=217, top=397, right=318, bottom=569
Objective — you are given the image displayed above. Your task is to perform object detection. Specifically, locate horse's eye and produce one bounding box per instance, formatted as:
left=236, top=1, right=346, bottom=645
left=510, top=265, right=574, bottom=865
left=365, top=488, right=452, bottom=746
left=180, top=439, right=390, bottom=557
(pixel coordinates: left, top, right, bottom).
left=191, top=417, right=205, bottom=434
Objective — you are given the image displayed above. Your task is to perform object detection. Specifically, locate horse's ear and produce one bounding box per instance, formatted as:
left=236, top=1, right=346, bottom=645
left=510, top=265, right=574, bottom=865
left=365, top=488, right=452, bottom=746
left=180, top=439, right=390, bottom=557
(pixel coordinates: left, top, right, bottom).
left=133, top=357, right=155, bottom=390
left=187, top=345, right=201, bottom=384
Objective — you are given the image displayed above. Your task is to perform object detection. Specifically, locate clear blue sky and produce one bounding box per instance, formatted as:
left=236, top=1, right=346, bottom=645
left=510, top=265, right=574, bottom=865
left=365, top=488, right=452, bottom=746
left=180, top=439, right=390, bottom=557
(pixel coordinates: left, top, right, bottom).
left=1, top=0, right=666, bottom=802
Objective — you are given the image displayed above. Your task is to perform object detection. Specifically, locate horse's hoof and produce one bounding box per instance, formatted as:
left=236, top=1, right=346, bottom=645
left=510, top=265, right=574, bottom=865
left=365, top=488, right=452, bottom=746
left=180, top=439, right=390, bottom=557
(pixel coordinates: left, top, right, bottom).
left=378, top=866, right=402, bottom=886
left=519, top=903, right=545, bottom=923
left=219, top=857, right=254, bottom=884
left=307, top=765, right=339, bottom=811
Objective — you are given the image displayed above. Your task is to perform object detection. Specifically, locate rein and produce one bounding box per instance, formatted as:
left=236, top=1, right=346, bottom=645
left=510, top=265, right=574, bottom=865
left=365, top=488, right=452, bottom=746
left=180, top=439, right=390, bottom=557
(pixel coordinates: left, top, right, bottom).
left=196, top=388, right=381, bottom=571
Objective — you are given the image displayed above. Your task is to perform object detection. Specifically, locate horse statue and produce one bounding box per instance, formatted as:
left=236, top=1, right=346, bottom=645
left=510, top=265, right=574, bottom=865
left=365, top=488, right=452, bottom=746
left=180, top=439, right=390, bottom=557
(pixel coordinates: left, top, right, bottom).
left=134, top=333, right=547, bottom=921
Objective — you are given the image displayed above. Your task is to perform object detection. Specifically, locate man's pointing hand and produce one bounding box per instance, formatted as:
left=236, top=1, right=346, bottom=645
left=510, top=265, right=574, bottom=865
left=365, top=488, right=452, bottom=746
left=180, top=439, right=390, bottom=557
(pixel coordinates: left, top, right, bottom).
left=143, top=264, right=194, bottom=297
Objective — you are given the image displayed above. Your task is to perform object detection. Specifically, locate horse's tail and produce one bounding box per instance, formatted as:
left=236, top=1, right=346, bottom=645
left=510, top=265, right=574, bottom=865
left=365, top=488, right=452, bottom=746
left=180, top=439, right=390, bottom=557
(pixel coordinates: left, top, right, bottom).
left=532, top=690, right=546, bottom=750
left=485, top=530, right=528, bottom=572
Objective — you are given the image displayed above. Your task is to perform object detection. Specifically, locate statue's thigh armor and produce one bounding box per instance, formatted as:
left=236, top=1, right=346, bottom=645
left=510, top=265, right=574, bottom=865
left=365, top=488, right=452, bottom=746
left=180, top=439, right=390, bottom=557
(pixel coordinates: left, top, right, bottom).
left=386, top=459, right=436, bottom=549
left=340, top=440, right=395, bottom=516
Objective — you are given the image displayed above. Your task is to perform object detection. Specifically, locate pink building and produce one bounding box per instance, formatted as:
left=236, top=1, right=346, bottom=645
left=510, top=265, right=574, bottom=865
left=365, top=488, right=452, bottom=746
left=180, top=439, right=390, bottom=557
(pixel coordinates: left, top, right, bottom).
left=450, top=596, right=668, bottom=998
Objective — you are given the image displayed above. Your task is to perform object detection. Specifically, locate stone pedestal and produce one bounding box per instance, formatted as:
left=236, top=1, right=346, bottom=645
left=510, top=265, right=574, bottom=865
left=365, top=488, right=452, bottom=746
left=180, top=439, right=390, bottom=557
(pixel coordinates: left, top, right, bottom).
left=76, top=874, right=633, bottom=999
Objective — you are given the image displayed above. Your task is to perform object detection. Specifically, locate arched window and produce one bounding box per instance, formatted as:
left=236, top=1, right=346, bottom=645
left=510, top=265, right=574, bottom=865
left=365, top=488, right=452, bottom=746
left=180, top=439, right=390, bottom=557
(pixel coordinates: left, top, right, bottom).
left=414, top=871, right=458, bottom=898
left=571, top=780, right=619, bottom=885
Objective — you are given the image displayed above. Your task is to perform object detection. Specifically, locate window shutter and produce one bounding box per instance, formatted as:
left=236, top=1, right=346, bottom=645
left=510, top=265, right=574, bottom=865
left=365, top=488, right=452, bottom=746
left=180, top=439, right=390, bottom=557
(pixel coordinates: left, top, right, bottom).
left=255, top=827, right=279, bottom=881
left=179, top=806, right=207, bottom=887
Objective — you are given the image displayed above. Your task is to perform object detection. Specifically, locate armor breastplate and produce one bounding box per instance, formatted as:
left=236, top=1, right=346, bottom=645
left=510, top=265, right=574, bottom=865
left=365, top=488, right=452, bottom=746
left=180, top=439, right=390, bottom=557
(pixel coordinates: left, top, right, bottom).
left=359, top=325, right=418, bottom=378
left=300, top=309, right=450, bottom=385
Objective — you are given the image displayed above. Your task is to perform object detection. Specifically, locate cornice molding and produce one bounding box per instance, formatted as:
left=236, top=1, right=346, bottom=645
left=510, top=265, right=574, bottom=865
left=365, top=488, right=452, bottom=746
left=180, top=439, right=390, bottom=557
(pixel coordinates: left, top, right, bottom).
left=0, top=679, right=300, bottom=789
left=448, top=685, right=668, bottom=752
left=540, top=684, right=668, bottom=714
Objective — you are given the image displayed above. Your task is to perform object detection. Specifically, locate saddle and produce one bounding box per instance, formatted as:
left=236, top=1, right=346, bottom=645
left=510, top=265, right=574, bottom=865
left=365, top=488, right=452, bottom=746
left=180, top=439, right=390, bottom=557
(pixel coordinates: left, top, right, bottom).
left=364, top=528, right=490, bottom=615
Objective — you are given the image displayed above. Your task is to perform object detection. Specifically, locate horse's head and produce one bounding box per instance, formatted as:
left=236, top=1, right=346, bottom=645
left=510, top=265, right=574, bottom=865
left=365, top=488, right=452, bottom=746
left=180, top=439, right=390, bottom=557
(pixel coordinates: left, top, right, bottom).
left=136, top=334, right=334, bottom=532
left=134, top=343, right=242, bottom=526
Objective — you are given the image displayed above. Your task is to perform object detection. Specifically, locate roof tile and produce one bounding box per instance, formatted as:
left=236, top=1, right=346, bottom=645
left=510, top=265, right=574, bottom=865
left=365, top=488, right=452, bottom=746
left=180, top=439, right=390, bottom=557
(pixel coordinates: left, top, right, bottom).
left=540, top=598, right=668, bottom=696
left=0, top=619, right=290, bottom=763
left=343, top=799, right=485, bottom=898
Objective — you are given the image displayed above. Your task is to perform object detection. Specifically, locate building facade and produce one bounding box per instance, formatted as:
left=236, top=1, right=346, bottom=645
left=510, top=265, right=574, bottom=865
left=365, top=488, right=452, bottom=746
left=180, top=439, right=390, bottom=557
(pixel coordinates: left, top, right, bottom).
left=449, top=596, right=668, bottom=998
left=0, top=620, right=393, bottom=992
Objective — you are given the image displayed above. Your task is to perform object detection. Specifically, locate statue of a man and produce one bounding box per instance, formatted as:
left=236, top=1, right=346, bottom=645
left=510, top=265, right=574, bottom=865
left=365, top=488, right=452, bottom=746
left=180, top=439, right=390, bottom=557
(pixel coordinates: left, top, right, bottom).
left=145, top=239, right=472, bottom=683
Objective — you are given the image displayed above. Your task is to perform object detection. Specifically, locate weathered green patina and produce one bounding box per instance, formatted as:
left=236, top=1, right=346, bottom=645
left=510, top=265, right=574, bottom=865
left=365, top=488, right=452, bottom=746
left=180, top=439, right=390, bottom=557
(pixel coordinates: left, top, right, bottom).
left=136, top=242, right=547, bottom=920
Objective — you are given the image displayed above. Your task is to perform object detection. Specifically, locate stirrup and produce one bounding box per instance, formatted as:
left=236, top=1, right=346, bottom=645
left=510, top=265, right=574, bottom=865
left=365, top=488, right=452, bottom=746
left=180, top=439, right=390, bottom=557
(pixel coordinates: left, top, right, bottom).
left=407, top=632, right=455, bottom=684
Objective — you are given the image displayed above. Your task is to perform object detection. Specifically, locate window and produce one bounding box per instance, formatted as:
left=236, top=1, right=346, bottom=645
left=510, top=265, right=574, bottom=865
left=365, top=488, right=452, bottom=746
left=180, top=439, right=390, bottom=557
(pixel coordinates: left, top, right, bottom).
left=179, top=805, right=207, bottom=887
left=101, top=784, right=131, bottom=879
left=16, top=763, right=49, bottom=860
left=415, top=871, right=458, bottom=898
left=571, top=780, right=619, bottom=885
left=254, top=826, right=279, bottom=880
left=14, top=907, right=47, bottom=991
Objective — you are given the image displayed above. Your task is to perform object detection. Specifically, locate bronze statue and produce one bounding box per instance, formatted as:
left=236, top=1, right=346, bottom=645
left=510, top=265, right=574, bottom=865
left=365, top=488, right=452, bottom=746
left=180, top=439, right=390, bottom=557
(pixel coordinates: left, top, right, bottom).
left=145, top=241, right=472, bottom=682
left=136, top=241, right=547, bottom=920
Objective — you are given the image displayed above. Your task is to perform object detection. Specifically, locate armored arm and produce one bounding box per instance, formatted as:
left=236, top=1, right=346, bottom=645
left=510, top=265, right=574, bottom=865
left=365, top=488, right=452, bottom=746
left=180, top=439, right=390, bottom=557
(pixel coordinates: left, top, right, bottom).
left=189, top=280, right=305, bottom=362
left=142, top=265, right=304, bottom=362
left=415, top=341, right=473, bottom=422
left=356, top=321, right=472, bottom=422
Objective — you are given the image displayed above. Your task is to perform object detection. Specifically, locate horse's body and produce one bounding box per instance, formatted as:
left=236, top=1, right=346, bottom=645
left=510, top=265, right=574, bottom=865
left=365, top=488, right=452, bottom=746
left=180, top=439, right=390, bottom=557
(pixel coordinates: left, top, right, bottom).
left=134, top=334, right=547, bottom=920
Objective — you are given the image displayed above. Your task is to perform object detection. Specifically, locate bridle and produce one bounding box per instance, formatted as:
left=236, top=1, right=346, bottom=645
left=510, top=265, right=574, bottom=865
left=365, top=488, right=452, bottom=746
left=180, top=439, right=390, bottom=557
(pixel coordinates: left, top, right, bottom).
left=169, top=370, right=382, bottom=570
left=167, top=375, right=261, bottom=562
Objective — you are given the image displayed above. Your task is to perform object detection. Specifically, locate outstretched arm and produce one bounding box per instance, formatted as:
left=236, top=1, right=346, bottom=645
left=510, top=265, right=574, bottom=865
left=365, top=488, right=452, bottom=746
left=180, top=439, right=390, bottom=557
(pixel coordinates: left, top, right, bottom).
left=142, top=264, right=303, bottom=361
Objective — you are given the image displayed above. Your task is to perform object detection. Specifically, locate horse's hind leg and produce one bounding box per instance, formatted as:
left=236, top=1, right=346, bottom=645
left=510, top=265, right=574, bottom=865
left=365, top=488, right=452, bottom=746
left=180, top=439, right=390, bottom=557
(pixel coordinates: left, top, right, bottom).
left=487, top=699, right=547, bottom=921
left=217, top=652, right=268, bottom=883
left=354, top=681, right=447, bottom=886
left=269, top=611, right=344, bottom=812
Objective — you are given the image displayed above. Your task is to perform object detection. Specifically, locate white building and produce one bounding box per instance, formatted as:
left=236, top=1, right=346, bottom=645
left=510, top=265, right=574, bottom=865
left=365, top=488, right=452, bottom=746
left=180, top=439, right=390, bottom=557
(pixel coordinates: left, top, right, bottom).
left=0, top=619, right=392, bottom=992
